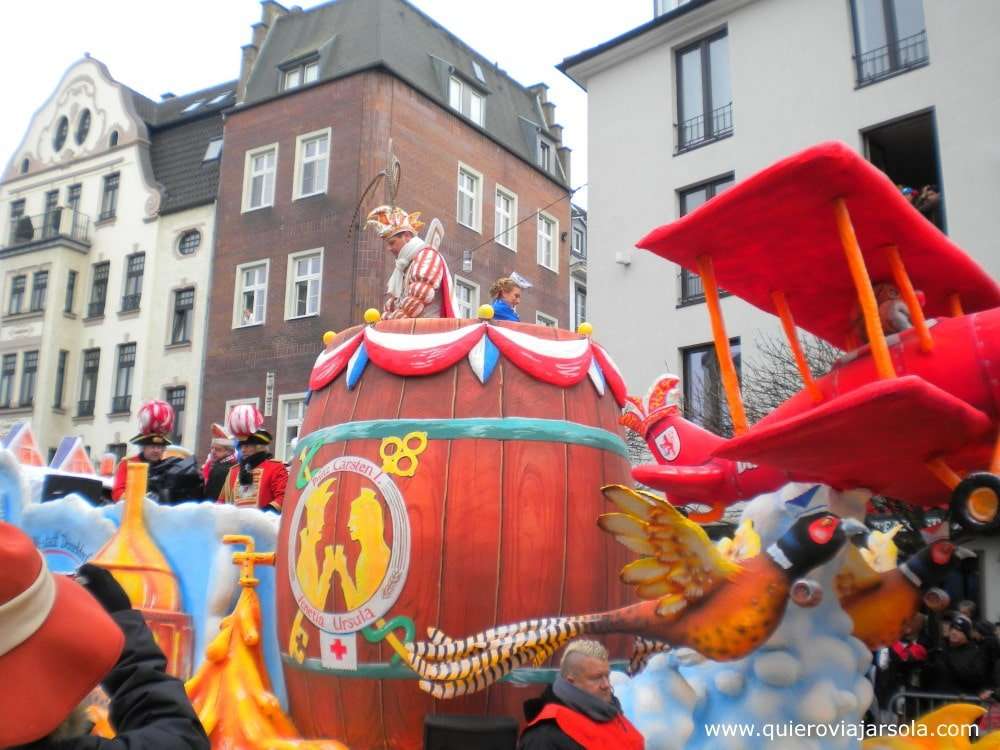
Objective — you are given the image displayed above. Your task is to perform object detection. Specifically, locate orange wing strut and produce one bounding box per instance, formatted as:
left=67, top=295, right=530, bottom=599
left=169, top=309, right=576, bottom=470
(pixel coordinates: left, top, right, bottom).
left=696, top=254, right=748, bottom=435
left=949, top=293, right=964, bottom=318
left=885, top=245, right=933, bottom=353
left=926, top=458, right=962, bottom=490
left=771, top=290, right=823, bottom=404
left=833, top=198, right=897, bottom=380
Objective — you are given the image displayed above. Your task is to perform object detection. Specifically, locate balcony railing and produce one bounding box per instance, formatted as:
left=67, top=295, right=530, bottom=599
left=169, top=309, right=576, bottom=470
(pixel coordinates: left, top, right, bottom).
left=77, top=399, right=95, bottom=417
left=120, top=294, right=141, bottom=312
left=678, top=268, right=731, bottom=306
left=110, top=395, right=131, bottom=414
left=680, top=269, right=705, bottom=304
left=677, top=102, right=733, bottom=151
left=87, top=300, right=106, bottom=318
left=855, top=30, right=929, bottom=87
left=5, top=208, right=91, bottom=250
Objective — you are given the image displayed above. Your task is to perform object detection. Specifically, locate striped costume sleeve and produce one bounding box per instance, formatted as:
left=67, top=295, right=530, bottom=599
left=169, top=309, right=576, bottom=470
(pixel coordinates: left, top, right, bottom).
left=386, top=247, right=445, bottom=319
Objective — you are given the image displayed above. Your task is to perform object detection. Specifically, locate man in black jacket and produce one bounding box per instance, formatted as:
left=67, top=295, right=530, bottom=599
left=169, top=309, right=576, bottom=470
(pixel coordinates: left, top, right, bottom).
left=0, top=521, right=208, bottom=748
left=927, top=613, right=989, bottom=696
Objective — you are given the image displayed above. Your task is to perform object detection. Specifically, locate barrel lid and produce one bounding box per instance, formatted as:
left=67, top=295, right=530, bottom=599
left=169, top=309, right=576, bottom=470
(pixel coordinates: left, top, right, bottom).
left=309, top=322, right=627, bottom=406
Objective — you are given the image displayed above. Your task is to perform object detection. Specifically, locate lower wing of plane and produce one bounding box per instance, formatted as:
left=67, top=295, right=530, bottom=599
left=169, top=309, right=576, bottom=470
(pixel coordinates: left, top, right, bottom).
left=714, top=376, right=993, bottom=507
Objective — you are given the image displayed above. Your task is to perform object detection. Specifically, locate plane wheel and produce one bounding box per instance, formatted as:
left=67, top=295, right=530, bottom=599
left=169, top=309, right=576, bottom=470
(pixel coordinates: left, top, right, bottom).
left=951, top=472, right=1000, bottom=534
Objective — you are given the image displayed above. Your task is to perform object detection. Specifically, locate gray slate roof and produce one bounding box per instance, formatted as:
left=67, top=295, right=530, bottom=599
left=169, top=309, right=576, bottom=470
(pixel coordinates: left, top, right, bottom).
left=242, top=0, right=565, bottom=186
left=126, top=80, right=235, bottom=215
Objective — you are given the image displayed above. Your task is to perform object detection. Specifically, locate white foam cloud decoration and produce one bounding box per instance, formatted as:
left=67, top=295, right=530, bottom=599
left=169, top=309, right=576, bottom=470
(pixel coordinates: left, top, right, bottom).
left=613, top=483, right=876, bottom=750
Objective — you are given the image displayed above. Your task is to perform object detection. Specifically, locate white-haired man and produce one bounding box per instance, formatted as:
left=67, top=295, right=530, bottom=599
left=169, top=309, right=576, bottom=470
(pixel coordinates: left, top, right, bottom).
left=519, top=639, right=644, bottom=749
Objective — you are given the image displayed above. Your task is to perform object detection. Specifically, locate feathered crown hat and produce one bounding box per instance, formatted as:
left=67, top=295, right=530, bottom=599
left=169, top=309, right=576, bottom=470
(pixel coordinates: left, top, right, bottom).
left=365, top=204, right=424, bottom=239
left=130, top=400, right=175, bottom=446
left=226, top=404, right=272, bottom=446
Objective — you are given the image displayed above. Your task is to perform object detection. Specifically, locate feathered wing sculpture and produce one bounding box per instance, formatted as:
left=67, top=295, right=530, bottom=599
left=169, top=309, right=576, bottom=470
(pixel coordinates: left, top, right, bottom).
left=404, top=485, right=854, bottom=698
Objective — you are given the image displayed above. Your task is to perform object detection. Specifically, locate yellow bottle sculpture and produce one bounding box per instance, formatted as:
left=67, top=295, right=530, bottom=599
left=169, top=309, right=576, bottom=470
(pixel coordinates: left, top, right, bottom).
left=91, top=461, right=193, bottom=678
left=186, top=535, right=349, bottom=749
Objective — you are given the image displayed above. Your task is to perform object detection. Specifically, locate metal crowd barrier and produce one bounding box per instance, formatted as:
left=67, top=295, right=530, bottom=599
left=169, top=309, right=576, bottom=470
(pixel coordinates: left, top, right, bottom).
left=888, top=689, right=1000, bottom=730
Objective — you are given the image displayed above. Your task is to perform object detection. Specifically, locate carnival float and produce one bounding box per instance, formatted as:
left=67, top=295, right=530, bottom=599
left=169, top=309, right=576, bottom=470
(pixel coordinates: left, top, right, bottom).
left=3, top=141, right=999, bottom=749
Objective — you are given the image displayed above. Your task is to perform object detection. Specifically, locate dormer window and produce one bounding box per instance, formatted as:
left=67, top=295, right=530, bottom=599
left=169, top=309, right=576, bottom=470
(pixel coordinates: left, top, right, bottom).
left=448, top=76, right=485, bottom=127
left=472, top=61, right=486, bottom=83
left=282, top=60, right=319, bottom=91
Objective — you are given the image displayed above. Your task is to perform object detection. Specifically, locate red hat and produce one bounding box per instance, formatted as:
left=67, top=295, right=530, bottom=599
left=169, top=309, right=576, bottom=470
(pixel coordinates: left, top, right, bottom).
left=209, top=422, right=234, bottom=449
left=226, top=404, right=273, bottom=446
left=130, top=399, right=175, bottom=446
left=0, top=522, right=124, bottom=745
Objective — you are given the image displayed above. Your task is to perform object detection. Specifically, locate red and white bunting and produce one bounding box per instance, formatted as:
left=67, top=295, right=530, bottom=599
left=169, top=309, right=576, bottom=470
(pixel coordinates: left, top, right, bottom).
left=308, top=323, right=628, bottom=406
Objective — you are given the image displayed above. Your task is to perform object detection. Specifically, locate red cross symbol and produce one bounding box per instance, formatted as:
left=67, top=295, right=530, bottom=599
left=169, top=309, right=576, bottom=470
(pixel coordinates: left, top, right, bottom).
left=328, top=638, right=348, bottom=660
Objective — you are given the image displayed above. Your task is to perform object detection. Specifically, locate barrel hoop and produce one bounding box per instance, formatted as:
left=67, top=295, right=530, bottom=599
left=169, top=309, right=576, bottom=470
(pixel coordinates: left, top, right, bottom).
left=295, top=417, right=628, bottom=489
left=280, top=652, right=628, bottom=682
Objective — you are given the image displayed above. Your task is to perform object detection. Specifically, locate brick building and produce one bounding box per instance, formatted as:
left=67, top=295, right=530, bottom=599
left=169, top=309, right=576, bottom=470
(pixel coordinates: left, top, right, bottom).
left=200, top=0, right=574, bottom=457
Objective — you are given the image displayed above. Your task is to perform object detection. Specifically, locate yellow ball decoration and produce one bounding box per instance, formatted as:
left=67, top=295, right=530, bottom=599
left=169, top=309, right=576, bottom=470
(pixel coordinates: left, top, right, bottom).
left=363, top=308, right=381, bottom=324
left=477, top=304, right=495, bottom=320
left=322, top=330, right=336, bottom=346
left=577, top=322, right=594, bottom=336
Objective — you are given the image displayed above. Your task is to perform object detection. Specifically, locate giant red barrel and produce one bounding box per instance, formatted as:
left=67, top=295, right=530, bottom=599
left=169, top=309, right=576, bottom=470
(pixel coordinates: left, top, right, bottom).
left=276, top=318, right=633, bottom=749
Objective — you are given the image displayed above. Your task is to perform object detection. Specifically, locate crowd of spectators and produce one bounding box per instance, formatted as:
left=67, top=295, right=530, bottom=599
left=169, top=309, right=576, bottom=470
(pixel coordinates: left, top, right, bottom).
left=871, top=601, right=1000, bottom=722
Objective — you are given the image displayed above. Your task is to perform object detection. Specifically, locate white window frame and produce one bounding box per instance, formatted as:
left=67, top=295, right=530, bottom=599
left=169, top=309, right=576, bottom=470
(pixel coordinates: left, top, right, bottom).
left=456, top=162, right=483, bottom=232
left=537, top=211, right=559, bottom=273
left=232, top=259, right=270, bottom=328
left=283, top=67, right=302, bottom=91
left=453, top=275, right=480, bottom=319
left=303, top=61, right=319, bottom=83
left=536, top=311, right=559, bottom=328
left=276, top=392, right=307, bottom=462
left=449, top=76, right=463, bottom=110
left=538, top=138, right=553, bottom=172
left=494, top=185, right=517, bottom=251
left=469, top=90, right=484, bottom=126
left=292, top=127, right=331, bottom=200
left=285, top=248, right=323, bottom=320
left=242, top=143, right=279, bottom=213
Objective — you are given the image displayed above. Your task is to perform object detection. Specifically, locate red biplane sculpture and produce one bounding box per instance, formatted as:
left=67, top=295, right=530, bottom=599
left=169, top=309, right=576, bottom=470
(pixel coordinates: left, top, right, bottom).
left=629, top=142, right=1000, bottom=532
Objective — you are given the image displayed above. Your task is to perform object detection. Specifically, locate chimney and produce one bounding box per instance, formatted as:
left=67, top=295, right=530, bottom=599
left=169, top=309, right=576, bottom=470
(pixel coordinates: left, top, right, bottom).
left=251, top=21, right=268, bottom=48
left=527, top=83, right=549, bottom=104
left=541, top=102, right=556, bottom=129
left=237, top=1, right=289, bottom=104
left=261, top=0, right=288, bottom=27
left=558, top=146, right=572, bottom=186
left=237, top=44, right=259, bottom=103
left=549, top=123, right=564, bottom=143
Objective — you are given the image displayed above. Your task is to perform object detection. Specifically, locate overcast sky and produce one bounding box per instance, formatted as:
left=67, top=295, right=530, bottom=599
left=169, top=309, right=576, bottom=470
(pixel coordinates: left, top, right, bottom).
left=0, top=0, right=654, bottom=209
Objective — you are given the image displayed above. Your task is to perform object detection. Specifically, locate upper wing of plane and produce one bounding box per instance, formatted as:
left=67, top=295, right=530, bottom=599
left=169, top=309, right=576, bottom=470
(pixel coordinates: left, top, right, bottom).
left=637, top=142, right=1000, bottom=350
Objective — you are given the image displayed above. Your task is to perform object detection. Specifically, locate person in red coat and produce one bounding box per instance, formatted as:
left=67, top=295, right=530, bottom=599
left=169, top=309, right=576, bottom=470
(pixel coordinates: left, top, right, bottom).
left=112, top=400, right=203, bottom=503
left=519, top=640, right=644, bottom=750
left=218, top=404, right=286, bottom=513
left=366, top=204, right=456, bottom=319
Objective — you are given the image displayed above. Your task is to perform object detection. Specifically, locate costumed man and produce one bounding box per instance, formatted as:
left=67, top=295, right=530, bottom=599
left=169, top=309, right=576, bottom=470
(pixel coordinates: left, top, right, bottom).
left=218, top=404, right=287, bottom=513
left=111, top=400, right=205, bottom=503
left=202, top=423, right=237, bottom=501
left=366, top=204, right=456, bottom=319
left=519, top=639, right=644, bottom=750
